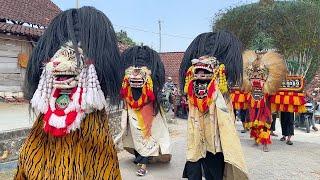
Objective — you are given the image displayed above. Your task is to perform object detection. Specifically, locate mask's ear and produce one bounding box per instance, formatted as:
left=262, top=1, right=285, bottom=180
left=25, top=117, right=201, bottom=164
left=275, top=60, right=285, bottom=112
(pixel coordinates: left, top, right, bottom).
left=242, top=50, right=257, bottom=92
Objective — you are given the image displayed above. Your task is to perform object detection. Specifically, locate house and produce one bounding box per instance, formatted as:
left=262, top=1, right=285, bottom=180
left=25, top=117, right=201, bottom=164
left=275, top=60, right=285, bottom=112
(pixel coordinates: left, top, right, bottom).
left=0, top=0, right=61, bottom=98
left=159, top=52, right=184, bottom=87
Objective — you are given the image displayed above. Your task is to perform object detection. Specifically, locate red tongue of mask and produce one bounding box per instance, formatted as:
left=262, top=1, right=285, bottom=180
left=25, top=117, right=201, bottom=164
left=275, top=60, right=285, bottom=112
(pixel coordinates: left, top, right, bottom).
left=199, top=90, right=205, bottom=95
left=252, top=79, right=263, bottom=88
left=57, top=77, right=69, bottom=81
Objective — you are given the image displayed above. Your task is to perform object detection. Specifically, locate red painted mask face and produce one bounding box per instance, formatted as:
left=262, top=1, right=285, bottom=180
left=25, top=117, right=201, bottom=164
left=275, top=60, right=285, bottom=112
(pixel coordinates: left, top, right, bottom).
left=246, top=58, right=269, bottom=100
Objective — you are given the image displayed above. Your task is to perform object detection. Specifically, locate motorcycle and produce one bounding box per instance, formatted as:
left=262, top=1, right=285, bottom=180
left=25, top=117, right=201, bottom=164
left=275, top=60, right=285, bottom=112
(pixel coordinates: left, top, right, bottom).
left=295, top=102, right=314, bottom=133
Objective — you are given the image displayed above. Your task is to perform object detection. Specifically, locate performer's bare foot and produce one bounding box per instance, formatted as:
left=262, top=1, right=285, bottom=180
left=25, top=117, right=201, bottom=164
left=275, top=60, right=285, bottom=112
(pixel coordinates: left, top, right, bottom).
left=262, top=144, right=269, bottom=152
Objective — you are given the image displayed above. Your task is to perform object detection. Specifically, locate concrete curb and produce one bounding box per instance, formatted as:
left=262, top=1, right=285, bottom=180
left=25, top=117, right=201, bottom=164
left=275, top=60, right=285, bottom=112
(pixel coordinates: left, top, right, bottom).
left=0, top=160, right=17, bottom=172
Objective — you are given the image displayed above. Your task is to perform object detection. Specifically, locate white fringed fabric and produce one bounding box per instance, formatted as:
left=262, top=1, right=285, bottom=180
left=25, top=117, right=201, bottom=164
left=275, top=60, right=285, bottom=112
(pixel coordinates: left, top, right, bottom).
left=31, top=68, right=53, bottom=113
left=31, top=64, right=108, bottom=134
left=84, top=64, right=107, bottom=111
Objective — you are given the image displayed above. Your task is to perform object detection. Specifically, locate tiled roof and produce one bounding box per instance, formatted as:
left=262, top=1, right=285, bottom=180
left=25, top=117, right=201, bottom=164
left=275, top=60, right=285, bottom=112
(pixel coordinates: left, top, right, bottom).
left=0, top=22, right=44, bottom=38
left=0, top=0, right=61, bottom=26
left=159, top=52, right=185, bottom=85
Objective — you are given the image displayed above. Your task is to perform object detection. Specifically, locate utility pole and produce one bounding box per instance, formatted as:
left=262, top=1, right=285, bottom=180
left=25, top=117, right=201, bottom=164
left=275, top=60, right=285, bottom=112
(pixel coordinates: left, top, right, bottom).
left=158, top=20, right=162, bottom=53
left=76, top=0, right=80, bottom=8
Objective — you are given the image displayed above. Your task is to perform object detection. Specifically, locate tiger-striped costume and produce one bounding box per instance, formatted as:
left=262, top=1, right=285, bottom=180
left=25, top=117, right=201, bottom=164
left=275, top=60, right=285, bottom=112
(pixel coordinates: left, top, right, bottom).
left=15, top=111, right=121, bottom=180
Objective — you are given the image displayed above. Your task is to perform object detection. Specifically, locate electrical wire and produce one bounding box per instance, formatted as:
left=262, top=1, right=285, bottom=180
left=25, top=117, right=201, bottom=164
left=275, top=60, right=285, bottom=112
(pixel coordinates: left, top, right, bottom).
left=0, top=23, right=194, bottom=44
left=113, top=24, right=193, bottom=39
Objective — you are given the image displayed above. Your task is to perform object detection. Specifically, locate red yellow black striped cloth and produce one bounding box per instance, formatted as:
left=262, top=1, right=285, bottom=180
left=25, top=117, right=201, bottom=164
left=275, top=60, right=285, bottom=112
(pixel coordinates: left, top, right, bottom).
left=270, top=91, right=306, bottom=113
left=231, top=90, right=306, bottom=113
left=230, top=90, right=248, bottom=110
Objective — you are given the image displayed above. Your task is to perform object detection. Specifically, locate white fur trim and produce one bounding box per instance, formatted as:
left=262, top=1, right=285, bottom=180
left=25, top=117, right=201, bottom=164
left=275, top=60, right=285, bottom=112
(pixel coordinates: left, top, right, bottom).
left=64, top=101, right=76, bottom=114
left=67, top=112, right=85, bottom=132
left=48, top=114, right=66, bottom=128
left=86, top=87, right=94, bottom=107
left=72, top=87, right=81, bottom=109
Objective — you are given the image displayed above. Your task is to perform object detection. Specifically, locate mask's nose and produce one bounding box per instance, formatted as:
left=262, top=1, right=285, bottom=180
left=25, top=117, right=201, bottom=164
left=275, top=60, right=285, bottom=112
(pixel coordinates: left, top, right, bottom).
left=53, top=61, right=60, bottom=67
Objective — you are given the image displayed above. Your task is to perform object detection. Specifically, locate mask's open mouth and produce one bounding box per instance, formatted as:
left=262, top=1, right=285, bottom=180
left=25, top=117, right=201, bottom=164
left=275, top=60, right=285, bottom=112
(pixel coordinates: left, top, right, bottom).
left=193, top=80, right=210, bottom=99
left=129, top=78, right=145, bottom=88
left=53, top=72, right=79, bottom=89
left=250, top=78, right=265, bottom=100
left=131, top=87, right=142, bottom=101
left=192, top=65, right=214, bottom=99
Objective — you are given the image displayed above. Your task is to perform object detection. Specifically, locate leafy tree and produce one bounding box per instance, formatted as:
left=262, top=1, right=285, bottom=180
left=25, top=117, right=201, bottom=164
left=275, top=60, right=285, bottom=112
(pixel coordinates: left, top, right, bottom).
left=213, top=0, right=320, bottom=82
left=116, top=30, right=136, bottom=47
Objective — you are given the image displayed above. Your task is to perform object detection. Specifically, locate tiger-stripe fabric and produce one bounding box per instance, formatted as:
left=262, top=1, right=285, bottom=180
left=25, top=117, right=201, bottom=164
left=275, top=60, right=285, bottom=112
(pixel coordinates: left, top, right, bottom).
left=15, top=111, right=121, bottom=180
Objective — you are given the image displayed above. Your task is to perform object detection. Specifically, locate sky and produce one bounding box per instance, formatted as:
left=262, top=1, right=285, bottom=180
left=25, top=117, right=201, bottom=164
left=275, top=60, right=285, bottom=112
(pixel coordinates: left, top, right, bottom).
left=52, top=0, right=257, bottom=52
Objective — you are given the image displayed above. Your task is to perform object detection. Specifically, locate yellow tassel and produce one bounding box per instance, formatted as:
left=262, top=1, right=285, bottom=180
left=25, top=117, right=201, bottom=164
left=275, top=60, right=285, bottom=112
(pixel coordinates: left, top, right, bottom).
left=284, top=96, right=289, bottom=105
left=288, top=105, right=294, bottom=112
left=275, top=95, right=280, bottom=104
left=259, top=129, right=270, bottom=139
left=235, top=103, right=240, bottom=110
left=218, top=64, right=228, bottom=93
left=279, top=104, right=284, bottom=111
left=293, top=96, right=300, bottom=106
left=239, top=94, right=245, bottom=102
left=271, top=103, right=276, bottom=112
left=230, top=93, right=235, bottom=100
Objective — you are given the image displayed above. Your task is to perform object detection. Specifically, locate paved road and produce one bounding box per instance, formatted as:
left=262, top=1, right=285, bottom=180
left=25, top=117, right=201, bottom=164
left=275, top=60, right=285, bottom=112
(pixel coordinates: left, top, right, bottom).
left=118, top=118, right=320, bottom=180
left=1, top=116, right=320, bottom=179
left=0, top=103, right=32, bottom=132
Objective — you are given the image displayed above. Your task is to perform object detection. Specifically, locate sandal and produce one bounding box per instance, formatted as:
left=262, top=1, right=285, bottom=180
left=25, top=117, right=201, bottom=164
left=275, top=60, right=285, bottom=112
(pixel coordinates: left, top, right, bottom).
left=312, top=126, right=319, bottom=131
left=136, top=168, right=148, bottom=176
left=270, top=132, right=278, bottom=137
left=280, top=137, right=286, bottom=141
left=286, top=141, right=293, bottom=145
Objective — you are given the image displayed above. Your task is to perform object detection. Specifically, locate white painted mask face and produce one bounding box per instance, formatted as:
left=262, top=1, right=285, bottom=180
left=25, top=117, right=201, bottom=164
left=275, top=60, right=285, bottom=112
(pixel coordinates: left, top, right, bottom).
left=126, top=66, right=151, bottom=88
left=46, top=41, right=84, bottom=89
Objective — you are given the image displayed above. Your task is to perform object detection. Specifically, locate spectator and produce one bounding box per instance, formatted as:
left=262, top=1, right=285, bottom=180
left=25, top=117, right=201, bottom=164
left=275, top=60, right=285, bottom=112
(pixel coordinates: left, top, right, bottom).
left=280, top=112, right=294, bottom=145
left=311, top=98, right=319, bottom=131
left=270, top=112, right=278, bottom=136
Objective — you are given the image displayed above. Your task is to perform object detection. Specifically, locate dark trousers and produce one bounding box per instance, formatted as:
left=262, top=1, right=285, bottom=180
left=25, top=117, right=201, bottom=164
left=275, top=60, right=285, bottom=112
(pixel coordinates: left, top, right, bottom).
left=280, top=112, right=294, bottom=136
left=183, top=152, right=224, bottom=180
left=133, top=150, right=148, bottom=165
left=239, top=109, right=247, bottom=123
left=271, top=113, right=277, bottom=131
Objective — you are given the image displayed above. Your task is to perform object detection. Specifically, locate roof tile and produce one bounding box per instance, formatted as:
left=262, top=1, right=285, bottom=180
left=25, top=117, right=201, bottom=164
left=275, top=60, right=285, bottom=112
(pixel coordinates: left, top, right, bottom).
left=159, top=52, right=184, bottom=86
left=0, top=0, right=61, bottom=26
left=0, top=22, right=44, bottom=37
